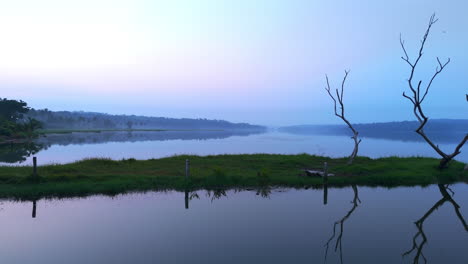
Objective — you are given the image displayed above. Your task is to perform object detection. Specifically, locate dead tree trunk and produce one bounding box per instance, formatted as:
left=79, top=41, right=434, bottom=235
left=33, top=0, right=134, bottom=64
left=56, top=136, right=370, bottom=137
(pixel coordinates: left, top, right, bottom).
left=400, top=14, right=467, bottom=169
left=325, top=71, right=362, bottom=164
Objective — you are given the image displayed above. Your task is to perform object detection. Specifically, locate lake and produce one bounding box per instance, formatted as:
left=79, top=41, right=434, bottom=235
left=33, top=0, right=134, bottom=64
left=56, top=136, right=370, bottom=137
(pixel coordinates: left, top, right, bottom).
left=0, top=130, right=467, bottom=165
left=0, top=184, right=466, bottom=263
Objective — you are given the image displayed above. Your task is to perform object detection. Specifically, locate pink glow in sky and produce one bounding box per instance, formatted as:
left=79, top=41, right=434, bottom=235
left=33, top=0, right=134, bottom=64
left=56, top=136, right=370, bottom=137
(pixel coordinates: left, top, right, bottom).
left=1, top=0, right=467, bottom=125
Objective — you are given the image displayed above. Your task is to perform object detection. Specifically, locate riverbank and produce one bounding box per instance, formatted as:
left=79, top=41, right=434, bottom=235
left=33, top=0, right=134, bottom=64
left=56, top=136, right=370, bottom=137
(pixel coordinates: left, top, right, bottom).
left=38, top=129, right=193, bottom=134
left=0, top=154, right=466, bottom=200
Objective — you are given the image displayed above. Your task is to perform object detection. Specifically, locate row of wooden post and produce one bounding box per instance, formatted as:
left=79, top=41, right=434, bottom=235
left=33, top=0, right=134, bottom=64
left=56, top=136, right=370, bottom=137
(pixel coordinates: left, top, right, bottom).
left=31, top=157, right=330, bottom=210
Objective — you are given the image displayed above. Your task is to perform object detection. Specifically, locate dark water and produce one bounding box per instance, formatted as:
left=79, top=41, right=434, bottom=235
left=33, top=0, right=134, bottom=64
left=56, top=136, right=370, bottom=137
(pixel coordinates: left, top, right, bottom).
left=0, top=130, right=466, bottom=165
left=0, top=184, right=466, bottom=264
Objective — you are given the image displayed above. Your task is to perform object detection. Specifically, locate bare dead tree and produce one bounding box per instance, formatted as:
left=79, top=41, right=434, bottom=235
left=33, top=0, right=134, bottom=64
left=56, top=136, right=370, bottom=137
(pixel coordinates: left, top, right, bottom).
left=325, top=71, right=362, bottom=165
left=400, top=14, right=468, bottom=168
left=403, top=184, right=467, bottom=263
left=324, top=185, right=361, bottom=264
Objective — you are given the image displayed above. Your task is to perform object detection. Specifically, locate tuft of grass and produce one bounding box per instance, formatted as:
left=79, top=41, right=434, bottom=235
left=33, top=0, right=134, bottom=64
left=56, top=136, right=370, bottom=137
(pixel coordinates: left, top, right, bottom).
left=0, top=154, right=465, bottom=200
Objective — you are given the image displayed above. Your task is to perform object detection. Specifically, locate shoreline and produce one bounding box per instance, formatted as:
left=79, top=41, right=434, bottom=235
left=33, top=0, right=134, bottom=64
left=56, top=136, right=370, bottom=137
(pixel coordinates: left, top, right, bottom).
left=0, top=154, right=466, bottom=200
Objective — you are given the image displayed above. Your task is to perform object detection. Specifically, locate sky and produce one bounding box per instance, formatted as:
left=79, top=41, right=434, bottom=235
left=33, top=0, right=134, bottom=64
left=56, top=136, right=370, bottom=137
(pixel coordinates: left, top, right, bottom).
left=0, top=0, right=467, bottom=126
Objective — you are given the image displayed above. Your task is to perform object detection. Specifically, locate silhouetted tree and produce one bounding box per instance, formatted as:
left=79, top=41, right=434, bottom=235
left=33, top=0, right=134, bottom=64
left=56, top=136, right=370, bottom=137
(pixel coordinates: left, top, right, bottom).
left=325, top=71, right=362, bottom=164
left=22, top=117, right=43, bottom=139
left=400, top=14, right=467, bottom=168
left=0, top=98, right=29, bottom=122
left=0, top=99, right=42, bottom=141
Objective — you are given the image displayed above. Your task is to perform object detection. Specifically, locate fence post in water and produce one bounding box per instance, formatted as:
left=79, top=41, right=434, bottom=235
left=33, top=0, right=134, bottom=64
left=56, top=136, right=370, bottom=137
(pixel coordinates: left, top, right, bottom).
left=185, top=159, right=190, bottom=179
left=323, top=162, right=328, bottom=205
left=33, top=157, right=38, bottom=179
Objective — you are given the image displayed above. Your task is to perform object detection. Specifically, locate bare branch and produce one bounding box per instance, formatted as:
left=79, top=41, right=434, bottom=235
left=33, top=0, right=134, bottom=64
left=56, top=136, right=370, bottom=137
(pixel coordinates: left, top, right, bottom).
left=324, top=71, right=361, bottom=164
left=400, top=14, right=466, bottom=168
left=325, top=75, right=339, bottom=117
left=421, top=57, right=450, bottom=103
left=402, top=92, right=416, bottom=105
left=400, top=34, right=412, bottom=65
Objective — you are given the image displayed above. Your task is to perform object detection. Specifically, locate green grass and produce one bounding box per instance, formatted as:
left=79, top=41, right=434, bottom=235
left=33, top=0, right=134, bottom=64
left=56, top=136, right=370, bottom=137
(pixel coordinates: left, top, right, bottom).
left=0, top=154, right=466, bottom=200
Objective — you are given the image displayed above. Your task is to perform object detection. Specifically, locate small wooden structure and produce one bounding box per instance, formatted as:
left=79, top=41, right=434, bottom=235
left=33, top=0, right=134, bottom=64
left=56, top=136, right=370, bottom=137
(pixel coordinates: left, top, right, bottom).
left=303, top=170, right=335, bottom=177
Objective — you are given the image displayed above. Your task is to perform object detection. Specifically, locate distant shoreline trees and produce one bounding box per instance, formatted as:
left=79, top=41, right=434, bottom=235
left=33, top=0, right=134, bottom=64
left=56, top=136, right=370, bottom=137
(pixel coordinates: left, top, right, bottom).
left=26, top=109, right=265, bottom=131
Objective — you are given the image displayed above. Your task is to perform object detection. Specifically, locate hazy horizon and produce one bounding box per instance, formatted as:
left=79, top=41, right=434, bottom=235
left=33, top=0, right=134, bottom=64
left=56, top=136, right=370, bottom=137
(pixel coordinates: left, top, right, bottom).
left=2, top=0, right=467, bottom=126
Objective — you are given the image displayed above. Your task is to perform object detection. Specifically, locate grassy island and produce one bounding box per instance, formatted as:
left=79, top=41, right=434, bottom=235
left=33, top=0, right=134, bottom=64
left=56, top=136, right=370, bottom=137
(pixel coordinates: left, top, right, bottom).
left=0, top=154, right=466, bottom=200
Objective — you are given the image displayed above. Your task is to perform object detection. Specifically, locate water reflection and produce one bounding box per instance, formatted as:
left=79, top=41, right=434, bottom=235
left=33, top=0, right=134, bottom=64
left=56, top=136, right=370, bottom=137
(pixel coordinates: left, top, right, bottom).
left=36, top=130, right=265, bottom=147
left=32, top=200, right=37, bottom=218
left=279, top=126, right=466, bottom=144
left=0, top=142, right=45, bottom=163
left=183, top=187, right=273, bottom=209
left=206, top=189, right=228, bottom=202
left=184, top=190, right=200, bottom=209
left=403, top=184, right=468, bottom=263
left=0, top=185, right=467, bottom=263
left=255, top=186, right=272, bottom=198
left=324, top=185, right=361, bottom=264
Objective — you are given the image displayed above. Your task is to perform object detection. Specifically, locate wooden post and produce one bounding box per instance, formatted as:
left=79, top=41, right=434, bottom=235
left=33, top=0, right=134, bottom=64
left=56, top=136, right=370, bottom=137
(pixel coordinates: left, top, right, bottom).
left=323, top=162, right=328, bottom=182
left=32, top=200, right=37, bottom=218
left=185, top=159, right=190, bottom=179
left=33, top=157, right=38, bottom=179
left=323, top=162, right=328, bottom=205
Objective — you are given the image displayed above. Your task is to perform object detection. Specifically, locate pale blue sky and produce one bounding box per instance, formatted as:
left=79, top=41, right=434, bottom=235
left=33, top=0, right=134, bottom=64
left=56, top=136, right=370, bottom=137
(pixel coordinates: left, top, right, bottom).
left=1, top=0, right=467, bottom=125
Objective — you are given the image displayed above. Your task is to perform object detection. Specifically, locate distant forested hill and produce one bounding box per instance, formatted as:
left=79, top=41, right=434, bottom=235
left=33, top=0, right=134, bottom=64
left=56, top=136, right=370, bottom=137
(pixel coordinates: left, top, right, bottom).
left=279, top=119, right=467, bottom=143
left=27, top=109, right=266, bottom=131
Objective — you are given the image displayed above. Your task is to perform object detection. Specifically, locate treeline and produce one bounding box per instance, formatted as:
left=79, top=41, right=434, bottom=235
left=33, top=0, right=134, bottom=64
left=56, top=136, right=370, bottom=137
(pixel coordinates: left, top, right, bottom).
left=279, top=119, right=468, bottom=143
left=27, top=109, right=266, bottom=131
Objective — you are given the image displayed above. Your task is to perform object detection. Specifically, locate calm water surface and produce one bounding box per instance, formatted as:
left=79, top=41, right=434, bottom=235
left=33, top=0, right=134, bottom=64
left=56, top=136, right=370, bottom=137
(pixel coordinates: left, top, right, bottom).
left=1, top=130, right=466, bottom=165
left=0, top=184, right=467, bottom=264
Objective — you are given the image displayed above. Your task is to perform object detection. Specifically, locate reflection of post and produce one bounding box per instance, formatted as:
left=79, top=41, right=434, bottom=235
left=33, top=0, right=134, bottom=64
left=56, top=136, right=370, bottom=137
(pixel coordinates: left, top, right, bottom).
left=32, top=200, right=37, bottom=218
left=323, top=162, right=328, bottom=205
left=323, top=184, right=328, bottom=205
left=185, top=190, right=189, bottom=209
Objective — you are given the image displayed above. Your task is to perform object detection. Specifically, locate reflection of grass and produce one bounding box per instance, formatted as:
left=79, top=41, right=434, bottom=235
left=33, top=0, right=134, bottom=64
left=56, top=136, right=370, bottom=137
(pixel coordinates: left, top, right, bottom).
left=0, top=154, right=466, bottom=200
left=38, top=129, right=224, bottom=134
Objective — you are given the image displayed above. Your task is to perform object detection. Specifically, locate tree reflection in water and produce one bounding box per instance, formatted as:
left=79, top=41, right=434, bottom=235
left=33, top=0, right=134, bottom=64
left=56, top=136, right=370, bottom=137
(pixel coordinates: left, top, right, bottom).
left=0, top=142, right=45, bottom=163
left=403, top=184, right=468, bottom=263
left=206, top=189, right=227, bottom=202
left=256, top=186, right=272, bottom=198
left=324, top=185, right=361, bottom=264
